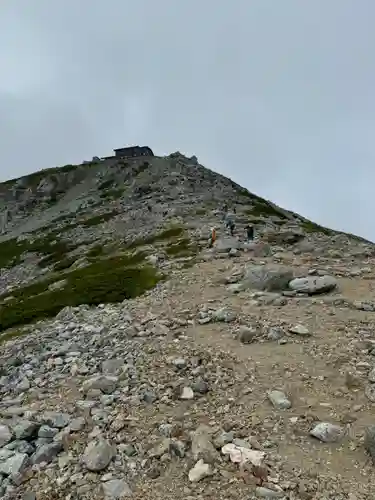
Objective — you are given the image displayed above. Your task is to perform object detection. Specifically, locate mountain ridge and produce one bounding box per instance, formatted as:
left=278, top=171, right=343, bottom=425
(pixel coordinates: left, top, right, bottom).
left=0, top=151, right=374, bottom=498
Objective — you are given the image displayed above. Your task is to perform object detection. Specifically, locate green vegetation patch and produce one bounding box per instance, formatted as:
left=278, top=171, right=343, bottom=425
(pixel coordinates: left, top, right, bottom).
left=165, top=237, right=200, bottom=258
left=98, top=179, right=116, bottom=190
left=53, top=256, right=78, bottom=272
left=0, top=231, right=82, bottom=270
left=99, top=188, right=126, bottom=200
left=0, top=328, right=30, bottom=346
left=248, top=200, right=288, bottom=219
left=300, top=220, right=333, bottom=236
left=0, top=252, right=161, bottom=331
left=81, top=210, right=119, bottom=227
left=126, top=226, right=184, bottom=249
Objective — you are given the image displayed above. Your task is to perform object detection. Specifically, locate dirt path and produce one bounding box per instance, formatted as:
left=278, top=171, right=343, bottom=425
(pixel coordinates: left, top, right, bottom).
left=132, top=249, right=375, bottom=497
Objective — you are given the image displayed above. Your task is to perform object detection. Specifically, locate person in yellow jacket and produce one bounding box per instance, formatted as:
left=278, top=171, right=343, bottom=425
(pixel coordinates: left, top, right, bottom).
left=208, top=227, right=217, bottom=248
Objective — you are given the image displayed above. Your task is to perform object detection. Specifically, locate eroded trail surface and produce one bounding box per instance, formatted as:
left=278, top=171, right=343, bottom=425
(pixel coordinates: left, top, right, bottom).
left=2, top=236, right=375, bottom=500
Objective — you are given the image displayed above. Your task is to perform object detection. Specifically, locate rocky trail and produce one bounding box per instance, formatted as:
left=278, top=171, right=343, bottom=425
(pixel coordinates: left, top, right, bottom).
left=0, top=152, right=375, bottom=499
left=1, top=227, right=375, bottom=499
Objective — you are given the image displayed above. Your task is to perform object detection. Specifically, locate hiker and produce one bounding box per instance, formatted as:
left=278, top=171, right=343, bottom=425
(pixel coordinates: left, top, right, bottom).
left=147, top=204, right=152, bottom=212
left=245, top=224, right=254, bottom=242
left=208, top=226, right=217, bottom=248
left=228, top=219, right=235, bottom=236
left=222, top=203, right=228, bottom=221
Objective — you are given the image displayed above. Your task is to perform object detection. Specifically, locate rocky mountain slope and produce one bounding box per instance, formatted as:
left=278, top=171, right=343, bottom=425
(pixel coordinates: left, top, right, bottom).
left=0, top=152, right=375, bottom=499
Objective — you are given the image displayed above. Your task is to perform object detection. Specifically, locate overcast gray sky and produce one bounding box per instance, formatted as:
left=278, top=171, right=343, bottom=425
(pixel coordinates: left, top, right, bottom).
left=1, top=1, right=375, bottom=239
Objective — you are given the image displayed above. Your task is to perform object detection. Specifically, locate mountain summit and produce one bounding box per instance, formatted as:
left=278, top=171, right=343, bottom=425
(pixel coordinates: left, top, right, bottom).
left=0, top=150, right=374, bottom=499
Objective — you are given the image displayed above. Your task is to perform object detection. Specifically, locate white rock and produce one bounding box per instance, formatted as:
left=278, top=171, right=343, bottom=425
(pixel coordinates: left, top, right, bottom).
left=188, top=459, right=212, bottom=482
left=310, top=422, right=345, bottom=443
left=289, top=324, right=310, bottom=336
left=180, top=387, right=194, bottom=400
left=267, top=390, right=291, bottom=410
left=221, top=443, right=265, bottom=466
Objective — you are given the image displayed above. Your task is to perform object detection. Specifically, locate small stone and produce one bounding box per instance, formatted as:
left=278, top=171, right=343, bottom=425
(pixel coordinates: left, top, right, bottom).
left=255, top=486, right=285, bottom=498
left=0, top=425, right=12, bottom=447
left=82, top=376, right=118, bottom=395
left=172, top=358, right=187, bottom=369
left=368, top=368, right=375, bottom=383
left=101, top=479, right=132, bottom=499
left=12, top=421, right=39, bottom=440
left=238, top=326, right=258, bottom=344
left=22, top=493, right=36, bottom=500
left=191, top=378, right=209, bottom=394
left=267, top=327, right=284, bottom=341
left=180, top=387, right=194, bottom=400
left=101, top=358, right=124, bottom=375
left=82, top=439, right=115, bottom=471
left=170, top=440, right=185, bottom=458
left=188, top=459, right=212, bottom=482
left=212, top=307, right=236, bottom=323
left=364, top=425, right=375, bottom=462
left=143, top=390, right=157, bottom=404
left=43, top=412, right=71, bottom=429
left=289, top=324, right=310, bottom=336
left=69, top=417, right=86, bottom=432
left=16, top=377, right=30, bottom=392
left=38, top=425, right=59, bottom=439
left=0, top=452, right=29, bottom=478
left=267, top=390, right=291, bottom=410
left=32, top=442, right=63, bottom=465
left=310, top=422, right=344, bottom=443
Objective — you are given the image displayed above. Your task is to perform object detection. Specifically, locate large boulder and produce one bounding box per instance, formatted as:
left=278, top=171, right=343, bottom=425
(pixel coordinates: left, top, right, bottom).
left=214, top=237, right=243, bottom=253
left=241, top=265, right=294, bottom=292
left=263, top=230, right=305, bottom=246
left=289, top=275, right=337, bottom=295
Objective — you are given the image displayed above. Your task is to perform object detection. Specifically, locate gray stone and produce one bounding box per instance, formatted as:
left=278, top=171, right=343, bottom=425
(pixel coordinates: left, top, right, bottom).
left=364, top=425, right=375, bottom=462
left=101, top=358, right=124, bottom=375
left=82, top=376, right=118, bottom=394
left=0, top=452, right=29, bottom=478
left=289, top=324, right=310, bottom=336
left=12, top=420, right=39, bottom=440
left=191, top=378, right=209, bottom=394
left=43, top=412, right=71, bottom=429
left=241, top=265, right=294, bottom=292
left=289, top=275, right=337, bottom=295
left=214, top=237, right=243, bottom=253
left=82, top=439, right=115, bottom=471
left=143, top=390, right=157, bottom=404
left=69, top=417, right=86, bottom=432
left=102, top=479, right=132, bottom=499
left=267, top=390, right=291, bottom=410
left=238, top=325, right=258, bottom=344
left=211, top=307, right=236, bottom=323
left=38, top=425, right=59, bottom=439
left=310, top=422, right=345, bottom=443
left=32, top=442, right=63, bottom=464
left=267, top=327, right=284, bottom=341
left=191, top=425, right=217, bottom=462
left=255, top=486, right=285, bottom=498
left=0, top=425, right=12, bottom=447
left=22, top=493, right=37, bottom=500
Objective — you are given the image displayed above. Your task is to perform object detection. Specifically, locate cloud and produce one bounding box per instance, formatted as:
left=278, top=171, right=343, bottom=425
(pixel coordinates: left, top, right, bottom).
left=1, top=0, right=375, bottom=239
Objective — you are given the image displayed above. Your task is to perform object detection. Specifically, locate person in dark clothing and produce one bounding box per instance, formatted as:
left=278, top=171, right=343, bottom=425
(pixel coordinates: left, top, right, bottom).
left=229, top=220, right=235, bottom=236
left=147, top=204, right=152, bottom=212
left=245, top=224, right=254, bottom=241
